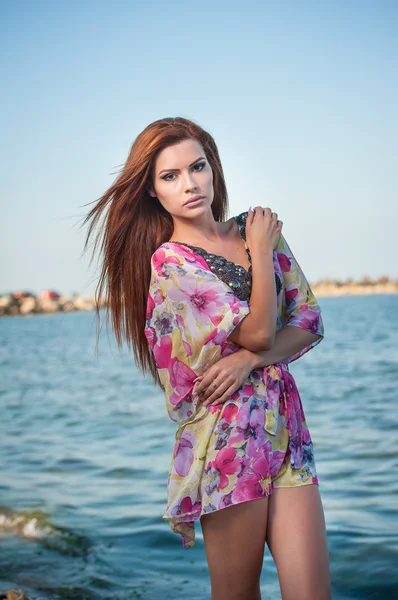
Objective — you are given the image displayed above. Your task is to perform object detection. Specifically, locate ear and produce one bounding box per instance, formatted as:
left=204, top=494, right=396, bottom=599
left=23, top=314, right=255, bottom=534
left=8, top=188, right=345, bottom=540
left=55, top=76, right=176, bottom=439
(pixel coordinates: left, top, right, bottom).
left=147, top=186, right=157, bottom=198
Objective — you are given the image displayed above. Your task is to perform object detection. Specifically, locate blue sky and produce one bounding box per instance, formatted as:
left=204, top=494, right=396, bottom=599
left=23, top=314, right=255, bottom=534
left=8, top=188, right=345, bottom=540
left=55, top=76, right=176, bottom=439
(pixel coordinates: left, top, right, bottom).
left=1, top=0, right=397, bottom=296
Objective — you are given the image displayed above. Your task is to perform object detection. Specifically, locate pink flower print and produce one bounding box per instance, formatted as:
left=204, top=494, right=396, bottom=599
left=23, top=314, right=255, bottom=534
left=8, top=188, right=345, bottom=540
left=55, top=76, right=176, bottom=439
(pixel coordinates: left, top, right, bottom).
left=230, top=296, right=248, bottom=314
left=219, top=491, right=234, bottom=508
left=167, top=277, right=227, bottom=325
left=167, top=243, right=209, bottom=270
left=221, top=403, right=239, bottom=424
left=277, top=252, right=292, bottom=273
left=183, top=341, right=192, bottom=357
left=154, top=311, right=173, bottom=336
left=153, top=289, right=165, bottom=305
left=146, top=293, right=155, bottom=319
left=152, top=335, right=172, bottom=369
left=169, top=358, right=197, bottom=406
left=252, top=451, right=271, bottom=480
left=232, top=452, right=271, bottom=502
left=207, top=317, right=245, bottom=348
left=171, top=495, right=201, bottom=517
left=293, top=311, right=321, bottom=334
left=176, top=313, right=184, bottom=329
left=205, top=326, right=229, bottom=346
left=263, top=373, right=282, bottom=409
left=301, top=427, right=311, bottom=445
left=203, top=466, right=221, bottom=495
left=280, top=370, right=307, bottom=467
left=144, top=326, right=157, bottom=349
left=281, top=371, right=305, bottom=431
left=285, top=287, right=299, bottom=308
left=173, top=430, right=197, bottom=476
left=207, top=403, right=223, bottom=415
left=239, top=382, right=255, bottom=400
left=214, top=423, right=233, bottom=451
left=229, top=403, right=265, bottom=456
left=152, top=247, right=181, bottom=276
left=231, top=474, right=265, bottom=502
left=270, top=449, right=286, bottom=478
left=213, top=404, right=239, bottom=451
left=207, top=447, right=242, bottom=491
left=179, top=495, right=201, bottom=514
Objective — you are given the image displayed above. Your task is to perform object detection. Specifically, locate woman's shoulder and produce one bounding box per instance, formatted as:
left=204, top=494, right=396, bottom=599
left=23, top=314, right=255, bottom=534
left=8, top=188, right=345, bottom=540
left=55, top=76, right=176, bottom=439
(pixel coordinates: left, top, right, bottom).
left=151, top=241, right=196, bottom=263
left=150, top=242, right=210, bottom=280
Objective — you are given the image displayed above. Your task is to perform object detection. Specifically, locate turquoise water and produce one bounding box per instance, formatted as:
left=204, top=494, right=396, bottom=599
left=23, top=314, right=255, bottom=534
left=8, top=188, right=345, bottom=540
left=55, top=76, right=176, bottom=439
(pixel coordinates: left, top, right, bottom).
left=1, top=295, right=397, bottom=599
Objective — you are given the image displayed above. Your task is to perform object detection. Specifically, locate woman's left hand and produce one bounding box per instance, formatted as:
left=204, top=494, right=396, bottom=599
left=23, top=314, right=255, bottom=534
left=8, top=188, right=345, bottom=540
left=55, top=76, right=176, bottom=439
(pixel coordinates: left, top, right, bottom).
left=193, top=349, right=258, bottom=407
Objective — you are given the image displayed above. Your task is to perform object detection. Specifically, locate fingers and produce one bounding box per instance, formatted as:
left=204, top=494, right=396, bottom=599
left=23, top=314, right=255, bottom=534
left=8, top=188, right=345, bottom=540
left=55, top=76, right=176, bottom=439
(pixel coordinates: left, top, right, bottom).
left=250, top=206, right=283, bottom=229
left=248, top=207, right=281, bottom=235
left=194, top=369, right=222, bottom=397
left=201, top=378, right=232, bottom=406
left=194, top=372, right=235, bottom=406
left=249, top=206, right=278, bottom=221
left=207, top=383, right=238, bottom=407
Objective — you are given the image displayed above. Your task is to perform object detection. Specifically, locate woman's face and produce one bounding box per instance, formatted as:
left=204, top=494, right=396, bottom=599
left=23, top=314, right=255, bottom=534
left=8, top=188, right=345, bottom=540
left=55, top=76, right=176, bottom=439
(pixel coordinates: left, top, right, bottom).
left=149, top=138, right=214, bottom=219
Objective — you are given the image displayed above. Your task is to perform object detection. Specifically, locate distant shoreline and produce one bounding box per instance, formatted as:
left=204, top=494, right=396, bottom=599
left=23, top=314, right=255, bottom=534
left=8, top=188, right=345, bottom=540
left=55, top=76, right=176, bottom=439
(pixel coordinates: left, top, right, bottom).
left=311, top=279, right=398, bottom=297
left=0, top=279, right=397, bottom=317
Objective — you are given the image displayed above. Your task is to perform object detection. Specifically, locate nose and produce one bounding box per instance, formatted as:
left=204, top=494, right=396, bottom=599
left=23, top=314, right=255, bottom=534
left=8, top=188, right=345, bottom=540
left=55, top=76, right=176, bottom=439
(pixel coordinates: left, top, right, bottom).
left=184, top=170, right=199, bottom=192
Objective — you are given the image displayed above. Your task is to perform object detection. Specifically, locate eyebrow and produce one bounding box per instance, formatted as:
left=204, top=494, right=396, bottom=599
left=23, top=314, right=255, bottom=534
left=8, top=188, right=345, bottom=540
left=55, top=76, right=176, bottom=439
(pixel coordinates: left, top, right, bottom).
left=158, top=156, right=206, bottom=175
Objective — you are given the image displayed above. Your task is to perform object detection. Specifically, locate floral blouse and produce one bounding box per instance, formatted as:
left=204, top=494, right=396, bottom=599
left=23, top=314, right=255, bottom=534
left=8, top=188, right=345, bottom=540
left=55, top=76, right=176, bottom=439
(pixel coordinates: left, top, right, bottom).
left=144, top=210, right=324, bottom=548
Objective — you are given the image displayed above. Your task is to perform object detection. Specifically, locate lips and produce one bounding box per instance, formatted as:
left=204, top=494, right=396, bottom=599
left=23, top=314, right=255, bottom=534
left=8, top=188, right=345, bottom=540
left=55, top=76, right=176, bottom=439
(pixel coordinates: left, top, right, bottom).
left=184, top=195, right=205, bottom=206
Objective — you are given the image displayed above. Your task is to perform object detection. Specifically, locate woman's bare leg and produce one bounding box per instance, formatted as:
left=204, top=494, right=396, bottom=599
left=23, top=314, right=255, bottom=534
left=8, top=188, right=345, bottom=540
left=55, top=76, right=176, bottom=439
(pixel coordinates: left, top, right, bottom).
left=200, top=497, right=269, bottom=600
left=266, top=485, right=332, bottom=600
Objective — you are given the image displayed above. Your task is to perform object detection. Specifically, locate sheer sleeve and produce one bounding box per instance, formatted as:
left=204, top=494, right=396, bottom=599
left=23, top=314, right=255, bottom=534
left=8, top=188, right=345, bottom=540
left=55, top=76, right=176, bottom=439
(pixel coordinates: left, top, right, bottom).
left=276, top=233, right=324, bottom=363
left=144, top=243, right=251, bottom=424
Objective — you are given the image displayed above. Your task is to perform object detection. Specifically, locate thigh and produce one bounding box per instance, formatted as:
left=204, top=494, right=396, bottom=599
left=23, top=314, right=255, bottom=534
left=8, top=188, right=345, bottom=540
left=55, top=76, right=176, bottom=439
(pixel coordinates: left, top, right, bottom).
left=200, top=497, right=269, bottom=600
left=266, top=485, right=332, bottom=600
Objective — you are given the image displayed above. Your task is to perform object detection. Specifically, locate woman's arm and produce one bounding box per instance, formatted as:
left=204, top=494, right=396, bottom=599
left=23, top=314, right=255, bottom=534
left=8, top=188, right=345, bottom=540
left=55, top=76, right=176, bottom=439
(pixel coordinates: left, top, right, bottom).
left=194, top=326, right=321, bottom=405
left=227, top=244, right=277, bottom=352
left=239, top=325, right=322, bottom=370
left=230, top=227, right=324, bottom=362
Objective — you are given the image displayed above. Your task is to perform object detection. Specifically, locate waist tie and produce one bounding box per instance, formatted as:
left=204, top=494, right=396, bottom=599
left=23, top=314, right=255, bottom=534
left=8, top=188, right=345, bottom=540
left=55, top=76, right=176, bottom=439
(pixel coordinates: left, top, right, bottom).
left=264, top=363, right=306, bottom=469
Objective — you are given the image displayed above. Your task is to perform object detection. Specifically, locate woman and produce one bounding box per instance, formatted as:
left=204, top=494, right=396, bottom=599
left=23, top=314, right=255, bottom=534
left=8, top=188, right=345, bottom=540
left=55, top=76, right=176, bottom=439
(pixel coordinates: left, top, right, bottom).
left=82, top=117, right=332, bottom=600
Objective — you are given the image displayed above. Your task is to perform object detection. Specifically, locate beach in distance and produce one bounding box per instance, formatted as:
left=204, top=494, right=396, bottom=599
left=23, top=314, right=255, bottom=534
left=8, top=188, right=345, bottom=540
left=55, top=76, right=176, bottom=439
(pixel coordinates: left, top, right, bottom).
left=1, top=276, right=397, bottom=318
left=1, top=294, right=397, bottom=599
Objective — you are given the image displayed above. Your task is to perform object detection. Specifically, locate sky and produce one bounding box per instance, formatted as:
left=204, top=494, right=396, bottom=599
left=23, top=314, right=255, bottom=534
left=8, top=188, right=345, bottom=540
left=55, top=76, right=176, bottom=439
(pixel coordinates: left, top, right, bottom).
left=1, top=0, right=397, bottom=297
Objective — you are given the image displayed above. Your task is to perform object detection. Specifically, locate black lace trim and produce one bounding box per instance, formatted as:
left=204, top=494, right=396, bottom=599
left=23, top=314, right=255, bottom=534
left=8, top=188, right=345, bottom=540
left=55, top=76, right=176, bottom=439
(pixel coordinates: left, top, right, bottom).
left=170, top=212, right=282, bottom=302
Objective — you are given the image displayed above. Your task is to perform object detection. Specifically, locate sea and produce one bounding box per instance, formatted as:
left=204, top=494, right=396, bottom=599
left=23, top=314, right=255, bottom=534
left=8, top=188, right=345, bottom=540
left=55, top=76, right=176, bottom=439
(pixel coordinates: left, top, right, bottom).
left=1, top=294, right=397, bottom=599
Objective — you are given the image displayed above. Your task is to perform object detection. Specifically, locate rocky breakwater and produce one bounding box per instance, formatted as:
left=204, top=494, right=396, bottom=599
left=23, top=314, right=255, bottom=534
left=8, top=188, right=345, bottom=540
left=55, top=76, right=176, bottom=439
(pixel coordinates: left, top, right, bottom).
left=0, top=591, right=30, bottom=600
left=0, top=592, right=30, bottom=600
left=0, top=290, right=106, bottom=318
left=311, top=276, right=398, bottom=297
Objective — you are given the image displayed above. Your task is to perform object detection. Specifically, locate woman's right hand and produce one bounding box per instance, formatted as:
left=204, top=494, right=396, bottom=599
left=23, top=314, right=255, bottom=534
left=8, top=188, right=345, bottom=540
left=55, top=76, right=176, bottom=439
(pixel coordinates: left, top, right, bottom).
left=245, top=206, right=283, bottom=253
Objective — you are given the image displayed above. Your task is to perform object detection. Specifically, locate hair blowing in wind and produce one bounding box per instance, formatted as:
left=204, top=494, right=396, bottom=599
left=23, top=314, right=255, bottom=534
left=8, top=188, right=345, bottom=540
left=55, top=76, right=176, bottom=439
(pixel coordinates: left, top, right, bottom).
left=79, top=117, right=229, bottom=386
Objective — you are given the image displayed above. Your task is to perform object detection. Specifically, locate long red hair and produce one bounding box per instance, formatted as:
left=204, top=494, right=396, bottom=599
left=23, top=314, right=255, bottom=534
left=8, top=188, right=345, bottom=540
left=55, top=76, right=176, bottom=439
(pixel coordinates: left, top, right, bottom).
left=80, top=117, right=230, bottom=386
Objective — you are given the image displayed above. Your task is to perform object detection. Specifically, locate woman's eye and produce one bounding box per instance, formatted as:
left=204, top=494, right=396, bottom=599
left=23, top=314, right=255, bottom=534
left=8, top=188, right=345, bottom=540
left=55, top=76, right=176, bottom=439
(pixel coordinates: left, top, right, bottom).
left=162, top=173, right=176, bottom=181
left=162, top=162, right=206, bottom=181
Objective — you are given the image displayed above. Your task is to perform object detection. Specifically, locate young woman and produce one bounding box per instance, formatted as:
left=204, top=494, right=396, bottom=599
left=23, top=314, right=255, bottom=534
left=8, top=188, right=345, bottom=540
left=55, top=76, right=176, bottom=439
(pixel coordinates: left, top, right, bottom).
left=82, top=117, right=332, bottom=600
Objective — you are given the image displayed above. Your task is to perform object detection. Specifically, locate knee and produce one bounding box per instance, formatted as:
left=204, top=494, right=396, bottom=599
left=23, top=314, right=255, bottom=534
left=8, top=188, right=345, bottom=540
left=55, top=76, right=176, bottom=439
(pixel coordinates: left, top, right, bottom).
left=211, top=582, right=261, bottom=600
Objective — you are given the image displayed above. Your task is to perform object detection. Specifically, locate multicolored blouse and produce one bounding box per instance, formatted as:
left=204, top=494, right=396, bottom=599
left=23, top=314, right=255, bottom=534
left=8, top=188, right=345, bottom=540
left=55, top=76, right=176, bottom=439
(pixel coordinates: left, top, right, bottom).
left=144, top=211, right=324, bottom=549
